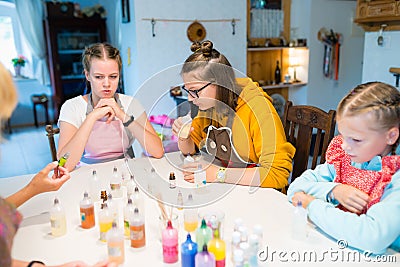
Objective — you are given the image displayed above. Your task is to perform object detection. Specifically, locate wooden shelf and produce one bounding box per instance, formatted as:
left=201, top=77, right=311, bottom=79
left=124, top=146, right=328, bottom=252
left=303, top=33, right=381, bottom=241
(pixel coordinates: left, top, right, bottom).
left=261, top=82, right=307, bottom=90
left=247, top=46, right=308, bottom=52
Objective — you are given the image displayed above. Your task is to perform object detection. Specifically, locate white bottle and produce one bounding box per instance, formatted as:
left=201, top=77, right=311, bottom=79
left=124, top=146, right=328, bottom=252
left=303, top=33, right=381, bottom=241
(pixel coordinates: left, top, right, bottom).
left=233, top=217, right=244, bottom=232
left=194, top=164, right=206, bottom=187
left=99, top=203, right=113, bottom=242
left=248, top=234, right=259, bottom=267
left=107, top=222, right=125, bottom=265
left=124, top=198, right=135, bottom=239
left=90, top=169, right=101, bottom=202
left=231, top=231, right=241, bottom=261
left=292, top=201, right=308, bottom=240
left=110, top=166, right=122, bottom=198
left=239, top=242, right=250, bottom=267
left=179, top=112, right=192, bottom=139
left=107, top=193, right=119, bottom=228
left=50, top=197, right=67, bottom=237
left=233, top=249, right=244, bottom=267
left=126, top=174, right=135, bottom=199
left=132, top=186, right=144, bottom=216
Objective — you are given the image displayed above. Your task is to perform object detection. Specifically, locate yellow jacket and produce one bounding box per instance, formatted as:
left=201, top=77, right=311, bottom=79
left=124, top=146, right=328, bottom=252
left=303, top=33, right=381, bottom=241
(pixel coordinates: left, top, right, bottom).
left=190, top=77, right=295, bottom=189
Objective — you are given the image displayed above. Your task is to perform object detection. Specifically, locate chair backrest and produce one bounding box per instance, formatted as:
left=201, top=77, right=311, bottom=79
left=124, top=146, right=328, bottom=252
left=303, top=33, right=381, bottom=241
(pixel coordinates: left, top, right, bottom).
left=283, top=101, right=336, bottom=183
left=45, top=124, right=60, bottom=161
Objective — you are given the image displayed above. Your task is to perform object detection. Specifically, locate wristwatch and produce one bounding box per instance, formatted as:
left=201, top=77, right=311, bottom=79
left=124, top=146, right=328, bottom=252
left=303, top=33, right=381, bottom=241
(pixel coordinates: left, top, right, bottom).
left=216, top=167, right=227, bottom=183
left=123, top=115, right=135, bottom=127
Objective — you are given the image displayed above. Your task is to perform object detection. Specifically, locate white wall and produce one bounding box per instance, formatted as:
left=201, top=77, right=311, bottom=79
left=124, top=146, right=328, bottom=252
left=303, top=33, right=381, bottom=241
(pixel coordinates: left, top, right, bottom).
left=121, top=0, right=247, bottom=117
left=362, top=31, right=400, bottom=85
left=290, top=0, right=364, bottom=112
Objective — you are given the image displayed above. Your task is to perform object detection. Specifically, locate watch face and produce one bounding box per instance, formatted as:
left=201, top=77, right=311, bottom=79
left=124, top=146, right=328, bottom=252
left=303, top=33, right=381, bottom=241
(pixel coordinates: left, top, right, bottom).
left=60, top=4, right=69, bottom=13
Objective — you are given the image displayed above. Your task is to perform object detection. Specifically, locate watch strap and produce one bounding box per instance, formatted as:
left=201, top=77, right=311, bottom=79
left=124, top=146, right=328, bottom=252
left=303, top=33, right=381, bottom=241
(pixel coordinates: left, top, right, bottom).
left=216, top=167, right=227, bottom=183
left=123, top=115, right=134, bottom=127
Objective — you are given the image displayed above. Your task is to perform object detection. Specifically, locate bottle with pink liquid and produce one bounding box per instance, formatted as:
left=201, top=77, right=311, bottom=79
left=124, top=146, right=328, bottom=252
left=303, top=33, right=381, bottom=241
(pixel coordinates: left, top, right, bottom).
left=162, top=220, right=179, bottom=263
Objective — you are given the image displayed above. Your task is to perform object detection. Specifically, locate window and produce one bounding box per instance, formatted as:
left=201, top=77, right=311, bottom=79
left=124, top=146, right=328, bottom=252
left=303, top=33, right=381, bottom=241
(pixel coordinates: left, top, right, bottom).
left=0, top=1, right=32, bottom=77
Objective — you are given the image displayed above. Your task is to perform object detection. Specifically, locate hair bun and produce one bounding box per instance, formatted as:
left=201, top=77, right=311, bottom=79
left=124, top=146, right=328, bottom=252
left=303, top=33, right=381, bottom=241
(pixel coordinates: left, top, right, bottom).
left=190, top=41, right=201, bottom=52
left=201, top=40, right=213, bottom=57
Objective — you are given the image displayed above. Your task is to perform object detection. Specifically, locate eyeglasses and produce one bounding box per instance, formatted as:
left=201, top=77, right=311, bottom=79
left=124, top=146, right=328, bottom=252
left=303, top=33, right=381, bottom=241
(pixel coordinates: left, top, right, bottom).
left=181, top=82, right=212, bottom=98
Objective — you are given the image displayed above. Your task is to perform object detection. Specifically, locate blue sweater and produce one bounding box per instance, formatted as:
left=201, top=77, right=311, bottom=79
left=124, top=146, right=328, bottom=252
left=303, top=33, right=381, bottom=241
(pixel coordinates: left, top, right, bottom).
left=287, top=152, right=400, bottom=254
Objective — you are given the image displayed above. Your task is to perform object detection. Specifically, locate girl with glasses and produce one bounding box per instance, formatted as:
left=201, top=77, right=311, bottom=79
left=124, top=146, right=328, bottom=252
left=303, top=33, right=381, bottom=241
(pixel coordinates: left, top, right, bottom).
left=172, top=40, right=295, bottom=189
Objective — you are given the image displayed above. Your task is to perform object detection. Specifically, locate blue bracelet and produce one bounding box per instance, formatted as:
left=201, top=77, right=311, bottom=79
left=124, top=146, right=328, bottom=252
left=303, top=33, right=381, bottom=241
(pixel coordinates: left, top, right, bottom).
left=27, top=261, right=45, bottom=267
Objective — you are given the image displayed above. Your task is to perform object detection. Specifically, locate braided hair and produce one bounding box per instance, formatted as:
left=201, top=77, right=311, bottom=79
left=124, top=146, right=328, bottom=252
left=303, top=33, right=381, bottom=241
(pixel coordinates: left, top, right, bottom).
left=181, top=40, right=241, bottom=117
left=337, top=82, right=400, bottom=154
left=81, top=43, right=122, bottom=93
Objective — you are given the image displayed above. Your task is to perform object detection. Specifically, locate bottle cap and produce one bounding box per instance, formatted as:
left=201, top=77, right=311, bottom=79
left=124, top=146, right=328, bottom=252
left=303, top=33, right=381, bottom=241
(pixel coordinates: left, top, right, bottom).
left=83, top=191, right=89, bottom=198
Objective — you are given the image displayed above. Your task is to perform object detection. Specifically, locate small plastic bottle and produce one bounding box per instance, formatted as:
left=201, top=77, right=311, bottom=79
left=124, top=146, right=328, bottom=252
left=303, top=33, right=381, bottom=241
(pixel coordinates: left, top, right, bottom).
left=124, top=198, right=135, bottom=238
left=233, top=217, right=244, bottom=232
left=196, top=219, right=213, bottom=252
left=252, top=224, right=263, bottom=245
left=238, top=225, right=248, bottom=243
left=89, top=169, right=101, bottom=202
left=107, top=221, right=125, bottom=265
left=110, top=166, right=122, bottom=198
left=194, top=164, right=207, bottom=187
left=130, top=207, right=146, bottom=248
left=80, top=191, right=95, bottom=229
left=231, top=231, right=241, bottom=261
left=132, top=186, right=144, bottom=216
left=181, top=233, right=198, bottom=267
left=207, top=229, right=226, bottom=267
left=195, top=244, right=216, bottom=267
left=126, top=174, right=135, bottom=199
left=184, top=193, right=198, bottom=233
left=248, top=234, right=259, bottom=267
left=292, top=201, right=308, bottom=240
left=177, top=190, right=184, bottom=210
left=239, top=242, right=250, bottom=267
left=179, top=112, right=192, bottom=139
left=50, top=197, right=67, bottom=237
left=162, top=220, right=179, bottom=263
left=169, top=172, right=176, bottom=189
left=107, top=193, right=119, bottom=227
left=99, top=203, right=113, bottom=242
left=233, top=249, right=244, bottom=267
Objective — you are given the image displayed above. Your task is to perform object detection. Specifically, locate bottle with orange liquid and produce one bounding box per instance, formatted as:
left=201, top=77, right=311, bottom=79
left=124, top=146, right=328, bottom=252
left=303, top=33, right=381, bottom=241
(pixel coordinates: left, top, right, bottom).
left=80, top=191, right=95, bottom=229
left=184, top=193, right=198, bottom=233
left=130, top=207, right=146, bottom=248
left=107, top=222, right=125, bottom=265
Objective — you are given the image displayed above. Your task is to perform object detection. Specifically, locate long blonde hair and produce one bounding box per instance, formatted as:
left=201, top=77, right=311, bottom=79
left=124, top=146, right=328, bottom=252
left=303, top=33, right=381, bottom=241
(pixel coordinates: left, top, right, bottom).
left=337, top=82, right=400, bottom=154
left=0, top=63, right=18, bottom=126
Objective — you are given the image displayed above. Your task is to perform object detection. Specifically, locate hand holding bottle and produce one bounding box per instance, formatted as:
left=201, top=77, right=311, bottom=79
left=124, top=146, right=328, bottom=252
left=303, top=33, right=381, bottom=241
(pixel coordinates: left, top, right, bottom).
left=172, top=112, right=193, bottom=139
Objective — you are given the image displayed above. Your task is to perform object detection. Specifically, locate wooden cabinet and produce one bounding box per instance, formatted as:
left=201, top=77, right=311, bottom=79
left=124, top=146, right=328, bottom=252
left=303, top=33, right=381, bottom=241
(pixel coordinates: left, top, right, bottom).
left=43, top=2, right=106, bottom=119
left=355, top=0, right=400, bottom=31
left=246, top=0, right=308, bottom=100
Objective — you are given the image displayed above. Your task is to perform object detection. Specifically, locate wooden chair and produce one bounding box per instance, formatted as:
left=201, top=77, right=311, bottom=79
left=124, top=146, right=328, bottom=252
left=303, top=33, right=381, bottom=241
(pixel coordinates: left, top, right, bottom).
left=283, top=101, right=336, bottom=184
left=45, top=124, right=60, bottom=161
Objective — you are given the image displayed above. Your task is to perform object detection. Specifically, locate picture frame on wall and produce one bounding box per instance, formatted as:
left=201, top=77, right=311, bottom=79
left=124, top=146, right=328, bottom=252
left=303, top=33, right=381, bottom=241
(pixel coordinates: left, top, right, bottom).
left=122, top=0, right=130, bottom=23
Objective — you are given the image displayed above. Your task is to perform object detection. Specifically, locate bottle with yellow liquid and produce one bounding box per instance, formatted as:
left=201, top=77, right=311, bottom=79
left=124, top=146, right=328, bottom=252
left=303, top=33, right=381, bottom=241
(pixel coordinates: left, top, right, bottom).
left=107, top=222, right=125, bottom=265
left=99, top=203, right=113, bottom=242
left=184, top=193, right=198, bottom=233
left=50, top=197, right=66, bottom=237
left=207, top=229, right=226, bottom=267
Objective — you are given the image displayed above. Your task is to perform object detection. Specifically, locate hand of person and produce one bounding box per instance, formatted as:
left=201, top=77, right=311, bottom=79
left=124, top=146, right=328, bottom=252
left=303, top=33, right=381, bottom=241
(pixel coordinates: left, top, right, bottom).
left=182, top=163, right=218, bottom=183
left=89, top=105, right=116, bottom=124
left=172, top=116, right=193, bottom=139
left=91, top=259, right=118, bottom=267
left=291, top=191, right=315, bottom=208
left=28, top=162, right=70, bottom=196
left=331, top=184, right=370, bottom=214
left=49, top=259, right=117, bottom=267
left=95, top=98, right=125, bottom=121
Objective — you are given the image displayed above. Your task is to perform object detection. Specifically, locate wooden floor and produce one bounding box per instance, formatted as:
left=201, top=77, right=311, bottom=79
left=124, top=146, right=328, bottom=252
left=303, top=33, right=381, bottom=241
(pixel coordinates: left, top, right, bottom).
left=0, top=126, right=55, bottom=178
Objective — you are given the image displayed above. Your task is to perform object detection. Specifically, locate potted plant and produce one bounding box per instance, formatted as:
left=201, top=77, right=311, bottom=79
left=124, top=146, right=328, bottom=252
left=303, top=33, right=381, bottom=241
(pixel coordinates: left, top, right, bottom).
left=12, top=55, right=26, bottom=77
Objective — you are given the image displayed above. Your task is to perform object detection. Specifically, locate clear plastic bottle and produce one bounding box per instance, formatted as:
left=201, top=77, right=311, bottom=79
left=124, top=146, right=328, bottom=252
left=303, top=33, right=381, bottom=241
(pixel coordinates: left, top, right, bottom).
left=233, top=217, right=244, bottom=232
left=195, top=244, right=216, bottom=267
left=107, top=222, right=125, bottom=265
left=99, top=203, right=113, bottom=242
left=248, top=234, right=259, bottom=267
left=252, top=224, right=263, bottom=244
left=110, top=166, right=122, bottom=198
left=179, top=112, right=192, bottom=139
left=89, top=169, right=101, bottom=202
left=181, top=233, right=198, bottom=267
left=233, top=249, right=244, bottom=267
left=80, top=191, right=95, bottom=229
left=124, top=198, right=135, bottom=238
left=194, top=164, right=206, bottom=187
left=162, top=220, right=179, bottom=263
left=107, top=193, right=119, bottom=228
left=238, top=225, right=248, bottom=243
left=239, top=242, right=250, bottom=267
left=126, top=174, right=135, bottom=199
left=196, top=219, right=213, bottom=252
left=132, top=186, right=144, bottom=216
left=231, top=231, right=241, bottom=261
left=184, top=193, right=198, bottom=233
left=50, top=197, right=66, bottom=237
left=130, top=207, right=146, bottom=248
left=292, top=201, right=308, bottom=240
left=207, top=229, right=226, bottom=267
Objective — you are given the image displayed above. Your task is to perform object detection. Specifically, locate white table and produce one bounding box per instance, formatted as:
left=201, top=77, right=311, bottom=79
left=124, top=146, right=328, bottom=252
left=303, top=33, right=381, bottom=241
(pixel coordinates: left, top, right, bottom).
left=1, top=153, right=398, bottom=267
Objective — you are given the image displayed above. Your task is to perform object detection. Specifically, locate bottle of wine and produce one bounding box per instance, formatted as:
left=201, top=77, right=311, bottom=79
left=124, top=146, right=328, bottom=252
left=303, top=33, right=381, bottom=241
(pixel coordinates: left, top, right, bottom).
left=275, top=60, right=281, bottom=85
